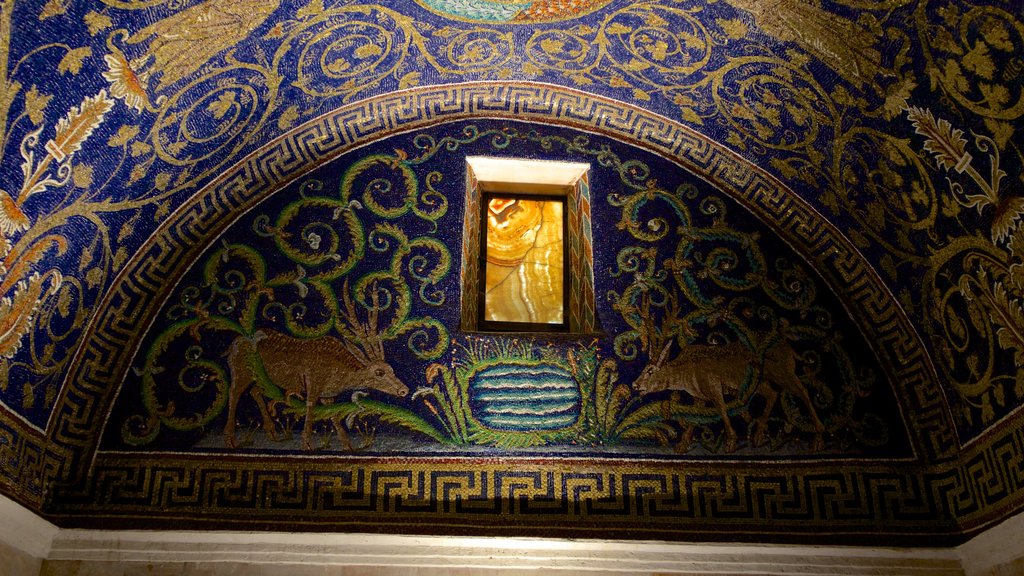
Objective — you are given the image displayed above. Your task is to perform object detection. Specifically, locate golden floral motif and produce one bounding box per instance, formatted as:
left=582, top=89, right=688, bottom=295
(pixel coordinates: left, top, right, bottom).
left=84, top=11, right=113, bottom=36
left=726, top=0, right=892, bottom=90
left=0, top=271, right=62, bottom=360
left=17, top=90, right=114, bottom=205
left=917, top=3, right=1024, bottom=120
left=123, top=0, right=280, bottom=92
left=0, top=189, right=28, bottom=237
left=23, top=85, right=51, bottom=126
left=0, top=78, right=114, bottom=378
left=57, top=47, right=91, bottom=75
left=102, top=46, right=153, bottom=112
left=907, top=106, right=1018, bottom=245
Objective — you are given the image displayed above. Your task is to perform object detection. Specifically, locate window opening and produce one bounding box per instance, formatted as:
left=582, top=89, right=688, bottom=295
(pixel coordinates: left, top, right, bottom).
left=462, top=157, right=598, bottom=334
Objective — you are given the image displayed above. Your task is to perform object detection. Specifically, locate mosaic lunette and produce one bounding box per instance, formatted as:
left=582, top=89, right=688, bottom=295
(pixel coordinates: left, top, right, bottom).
left=108, top=121, right=906, bottom=458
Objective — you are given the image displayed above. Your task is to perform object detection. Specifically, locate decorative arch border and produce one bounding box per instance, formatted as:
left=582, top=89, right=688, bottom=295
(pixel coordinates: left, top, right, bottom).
left=36, top=83, right=958, bottom=534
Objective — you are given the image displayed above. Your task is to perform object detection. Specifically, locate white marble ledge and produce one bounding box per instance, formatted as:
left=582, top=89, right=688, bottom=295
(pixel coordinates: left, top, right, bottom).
left=45, top=530, right=963, bottom=575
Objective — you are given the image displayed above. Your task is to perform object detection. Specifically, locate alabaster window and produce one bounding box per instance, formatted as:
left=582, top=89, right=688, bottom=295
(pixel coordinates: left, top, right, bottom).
left=481, top=193, right=568, bottom=331
left=461, top=157, right=597, bottom=333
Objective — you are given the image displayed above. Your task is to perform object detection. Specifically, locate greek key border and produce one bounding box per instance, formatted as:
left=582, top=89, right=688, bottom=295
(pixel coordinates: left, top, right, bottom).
left=0, top=408, right=51, bottom=509
left=49, top=453, right=957, bottom=545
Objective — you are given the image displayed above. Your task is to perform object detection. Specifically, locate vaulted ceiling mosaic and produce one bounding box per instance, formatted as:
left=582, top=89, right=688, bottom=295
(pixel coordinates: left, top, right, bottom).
left=0, top=0, right=1022, bottom=543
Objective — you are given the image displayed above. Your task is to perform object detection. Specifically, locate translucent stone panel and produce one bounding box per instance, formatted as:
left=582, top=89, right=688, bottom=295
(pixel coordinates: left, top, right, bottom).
left=484, top=197, right=565, bottom=325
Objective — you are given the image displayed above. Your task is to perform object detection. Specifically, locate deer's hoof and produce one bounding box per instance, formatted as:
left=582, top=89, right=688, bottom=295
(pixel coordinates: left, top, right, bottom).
left=723, top=436, right=738, bottom=453
left=810, top=434, right=825, bottom=452
left=751, top=423, right=770, bottom=448
left=673, top=440, right=694, bottom=454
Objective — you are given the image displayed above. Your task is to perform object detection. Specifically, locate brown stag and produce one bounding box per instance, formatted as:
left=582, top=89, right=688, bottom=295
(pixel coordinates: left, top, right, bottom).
left=224, top=329, right=408, bottom=451
left=636, top=336, right=826, bottom=453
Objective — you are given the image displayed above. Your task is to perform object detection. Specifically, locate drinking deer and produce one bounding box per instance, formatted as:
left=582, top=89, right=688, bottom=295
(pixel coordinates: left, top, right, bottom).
left=635, top=337, right=825, bottom=453
left=224, top=329, right=408, bottom=451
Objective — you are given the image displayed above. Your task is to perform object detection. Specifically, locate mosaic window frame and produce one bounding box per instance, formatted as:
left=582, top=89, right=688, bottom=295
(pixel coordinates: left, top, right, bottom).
left=461, top=157, right=597, bottom=333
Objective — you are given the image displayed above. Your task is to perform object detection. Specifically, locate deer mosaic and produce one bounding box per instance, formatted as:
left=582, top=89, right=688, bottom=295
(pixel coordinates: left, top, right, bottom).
left=224, top=283, right=409, bottom=451
left=633, top=295, right=826, bottom=453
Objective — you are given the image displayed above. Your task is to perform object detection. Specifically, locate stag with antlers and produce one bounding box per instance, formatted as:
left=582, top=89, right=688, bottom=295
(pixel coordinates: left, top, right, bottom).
left=632, top=292, right=825, bottom=453
left=224, top=280, right=409, bottom=451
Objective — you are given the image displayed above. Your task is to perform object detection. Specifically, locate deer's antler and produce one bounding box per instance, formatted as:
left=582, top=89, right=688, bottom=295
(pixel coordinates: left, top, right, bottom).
left=338, top=279, right=374, bottom=366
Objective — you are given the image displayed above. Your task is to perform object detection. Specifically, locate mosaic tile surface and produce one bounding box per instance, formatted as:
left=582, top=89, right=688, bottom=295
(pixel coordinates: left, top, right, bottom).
left=0, top=0, right=1021, bottom=541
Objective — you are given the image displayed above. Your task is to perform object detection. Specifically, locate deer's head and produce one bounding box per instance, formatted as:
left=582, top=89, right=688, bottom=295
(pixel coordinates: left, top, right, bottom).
left=635, top=341, right=673, bottom=395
